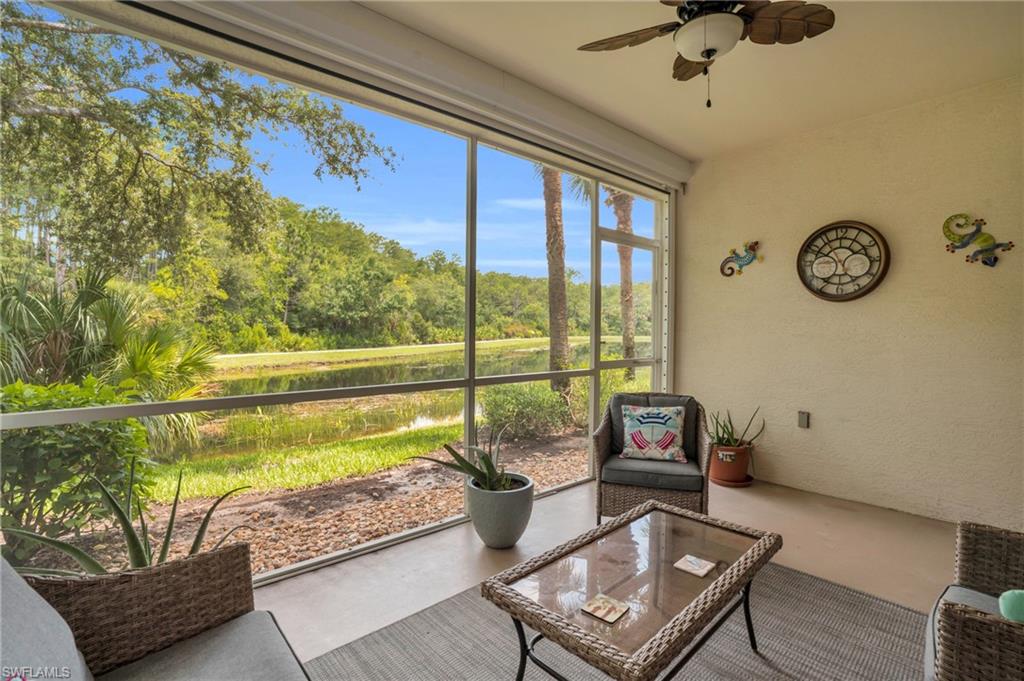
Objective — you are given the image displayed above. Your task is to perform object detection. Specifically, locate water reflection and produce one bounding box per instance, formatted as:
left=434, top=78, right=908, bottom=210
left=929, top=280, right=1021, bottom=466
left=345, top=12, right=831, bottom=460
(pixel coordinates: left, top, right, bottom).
left=213, top=342, right=606, bottom=396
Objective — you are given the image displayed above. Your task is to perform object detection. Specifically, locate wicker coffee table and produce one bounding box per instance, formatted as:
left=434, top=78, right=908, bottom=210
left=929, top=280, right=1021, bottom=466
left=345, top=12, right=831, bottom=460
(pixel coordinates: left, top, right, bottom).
left=481, top=500, right=783, bottom=681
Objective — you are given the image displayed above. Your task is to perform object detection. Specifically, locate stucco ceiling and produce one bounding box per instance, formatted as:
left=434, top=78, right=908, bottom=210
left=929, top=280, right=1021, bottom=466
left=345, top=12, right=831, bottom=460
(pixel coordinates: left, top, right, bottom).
left=363, top=1, right=1022, bottom=161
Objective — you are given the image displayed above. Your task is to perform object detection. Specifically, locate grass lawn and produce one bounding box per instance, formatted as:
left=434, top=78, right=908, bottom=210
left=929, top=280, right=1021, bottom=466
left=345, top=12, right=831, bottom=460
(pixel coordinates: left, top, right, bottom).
left=150, top=423, right=463, bottom=502
left=212, top=337, right=576, bottom=373
left=209, top=335, right=649, bottom=377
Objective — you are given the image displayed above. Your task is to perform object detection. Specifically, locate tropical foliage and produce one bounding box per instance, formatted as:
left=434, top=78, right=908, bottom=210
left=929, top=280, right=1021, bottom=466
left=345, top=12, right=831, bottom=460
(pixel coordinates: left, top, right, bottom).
left=0, top=379, right=148, bottom=561
left=4, top=459, right=249, bottom=575
left=0, top=269, right=215, bottom=448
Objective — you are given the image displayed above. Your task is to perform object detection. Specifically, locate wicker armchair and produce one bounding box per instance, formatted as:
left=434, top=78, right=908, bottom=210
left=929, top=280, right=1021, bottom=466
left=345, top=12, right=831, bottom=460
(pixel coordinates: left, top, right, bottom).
left=8, top=543, right=308, bottom=680
left=927, top=522, right=1024, bottom=681
left=593, top=393, right=711, bottom=524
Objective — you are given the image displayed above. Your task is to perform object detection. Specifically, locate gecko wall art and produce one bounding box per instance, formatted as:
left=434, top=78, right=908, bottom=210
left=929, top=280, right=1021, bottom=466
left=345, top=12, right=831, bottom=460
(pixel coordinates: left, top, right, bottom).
left=720, top=241, right=763, bottom=277
left=943, top=214, right=1014, bottom=267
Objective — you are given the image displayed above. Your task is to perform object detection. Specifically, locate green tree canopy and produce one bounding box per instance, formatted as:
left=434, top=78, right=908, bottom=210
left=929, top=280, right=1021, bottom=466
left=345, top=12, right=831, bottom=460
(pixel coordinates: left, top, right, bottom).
left=0, top=0, right=394, bottom=271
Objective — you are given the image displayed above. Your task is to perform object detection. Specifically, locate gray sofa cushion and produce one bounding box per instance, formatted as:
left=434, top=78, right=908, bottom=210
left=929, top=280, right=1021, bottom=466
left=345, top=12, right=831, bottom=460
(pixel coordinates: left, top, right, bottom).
left=600, top=456, right=704, bottom=492
left=609, top=393, right=697, bottom=461
left=924, top=584, right=1000, bottom=681
left=1, top=559, right=93, bottom=681
left=97, top=611, right=306, bottom=681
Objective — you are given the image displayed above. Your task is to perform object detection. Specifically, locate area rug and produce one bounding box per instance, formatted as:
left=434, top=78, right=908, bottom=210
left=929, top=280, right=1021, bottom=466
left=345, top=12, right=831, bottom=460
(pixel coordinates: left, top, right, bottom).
left=306, top=564, right=926, bottom=680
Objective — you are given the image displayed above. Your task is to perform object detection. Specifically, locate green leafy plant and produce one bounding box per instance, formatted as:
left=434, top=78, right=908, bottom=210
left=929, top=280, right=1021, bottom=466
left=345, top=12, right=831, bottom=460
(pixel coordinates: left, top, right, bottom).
left=4, top=459, right=250, bottom=576
left=414, top=428, right=517, bottom=491
left=0, top=378, right=149, bottom=562
left=709, top=408, right=766, bottom=447
left=0, top=269, right=216, bottom=453
left=479, top=382, right=571, bottom=438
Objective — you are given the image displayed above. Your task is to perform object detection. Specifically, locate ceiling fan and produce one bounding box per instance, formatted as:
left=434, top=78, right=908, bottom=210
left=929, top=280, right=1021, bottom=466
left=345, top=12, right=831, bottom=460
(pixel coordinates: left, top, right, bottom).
left=578, top=1, right=836, bottom=106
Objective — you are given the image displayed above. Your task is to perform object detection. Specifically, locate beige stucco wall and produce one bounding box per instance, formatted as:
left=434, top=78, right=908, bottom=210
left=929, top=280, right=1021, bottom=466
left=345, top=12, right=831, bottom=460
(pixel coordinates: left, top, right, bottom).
left=675, top=76, right=1023, bottom=529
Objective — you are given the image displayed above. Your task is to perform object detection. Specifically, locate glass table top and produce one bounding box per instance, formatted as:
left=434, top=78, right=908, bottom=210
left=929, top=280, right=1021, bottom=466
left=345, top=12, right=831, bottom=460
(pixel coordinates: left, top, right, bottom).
left=509, top=510, right=757, bottom=655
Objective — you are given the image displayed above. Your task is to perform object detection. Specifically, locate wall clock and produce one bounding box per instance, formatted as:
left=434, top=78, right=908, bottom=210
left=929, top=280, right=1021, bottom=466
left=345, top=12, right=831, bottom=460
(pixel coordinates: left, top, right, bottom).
left=797, top=221, right=890, bottom=302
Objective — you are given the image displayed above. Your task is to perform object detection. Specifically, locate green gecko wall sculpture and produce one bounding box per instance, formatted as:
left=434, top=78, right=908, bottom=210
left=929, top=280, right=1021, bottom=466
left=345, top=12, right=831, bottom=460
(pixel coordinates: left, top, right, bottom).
left=943, top=214, right=1014, bottom=267
left=720, top=241, right=762, bottom=277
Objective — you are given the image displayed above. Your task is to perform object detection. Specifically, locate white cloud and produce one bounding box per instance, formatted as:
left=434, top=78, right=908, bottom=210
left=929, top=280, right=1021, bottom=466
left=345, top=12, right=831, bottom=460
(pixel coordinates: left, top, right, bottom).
left=478, top=258, right=590, bottom=273
left=492, top=198, right=586, bottom=212
left=493, top=198, right=546, bottom=210
left=360, top=217, right=465, bottom=246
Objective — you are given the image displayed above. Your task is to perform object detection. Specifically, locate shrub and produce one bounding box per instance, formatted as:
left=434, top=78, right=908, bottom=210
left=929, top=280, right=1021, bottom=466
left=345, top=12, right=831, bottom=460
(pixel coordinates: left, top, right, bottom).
left=479, top=382, right=571, bottom=438
left=567, top=369, right=653, bottom=426
left=0, top=378, right=149, bottom=563
left=269, top=320, right=320, bottom=351
left=233, top=321, right=274, bottom=353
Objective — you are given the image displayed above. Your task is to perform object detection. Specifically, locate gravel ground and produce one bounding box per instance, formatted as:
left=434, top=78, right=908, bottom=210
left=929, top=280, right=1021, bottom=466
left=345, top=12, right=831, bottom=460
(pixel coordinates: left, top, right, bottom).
left=43, top=432, right=589, bottom=575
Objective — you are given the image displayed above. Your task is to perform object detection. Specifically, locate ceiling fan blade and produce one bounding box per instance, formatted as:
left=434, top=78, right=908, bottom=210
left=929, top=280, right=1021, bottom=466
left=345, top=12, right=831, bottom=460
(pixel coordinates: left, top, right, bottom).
left=741, top=2, right=835, bottom=45
left=672, top=54, right=713, bottom=82
left=578, top=22, right=681, bottom=51
left=749, top=0, right=807, bottom=18
left=737, top=0, right=773, bottom=17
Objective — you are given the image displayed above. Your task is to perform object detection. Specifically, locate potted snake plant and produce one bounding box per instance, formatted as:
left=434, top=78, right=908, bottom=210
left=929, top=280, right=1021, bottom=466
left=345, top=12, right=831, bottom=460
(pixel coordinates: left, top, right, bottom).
left=416, top=428, right=533, bottom=549
left=709, top=408, right=765, bottom=488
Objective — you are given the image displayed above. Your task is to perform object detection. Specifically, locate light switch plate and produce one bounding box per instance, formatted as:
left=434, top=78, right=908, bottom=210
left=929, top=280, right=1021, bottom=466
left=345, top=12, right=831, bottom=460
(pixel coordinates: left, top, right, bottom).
left=798, top=411, right=811, bottom=429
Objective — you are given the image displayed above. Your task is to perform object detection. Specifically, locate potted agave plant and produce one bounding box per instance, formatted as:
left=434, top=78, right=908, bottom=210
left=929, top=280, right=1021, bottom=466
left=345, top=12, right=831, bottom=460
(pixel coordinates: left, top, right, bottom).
left=5, top=458, right=249, bottom=576
left=709, top=408, right=766, bottom=488
left=417, top=428, right=533, bottom=549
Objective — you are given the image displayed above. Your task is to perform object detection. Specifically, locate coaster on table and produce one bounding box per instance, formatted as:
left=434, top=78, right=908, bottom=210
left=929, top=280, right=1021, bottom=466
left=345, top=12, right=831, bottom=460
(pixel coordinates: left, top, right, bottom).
left=674, top=554, right=716, bottom=577
left=581, top=594, right=629, bottom=624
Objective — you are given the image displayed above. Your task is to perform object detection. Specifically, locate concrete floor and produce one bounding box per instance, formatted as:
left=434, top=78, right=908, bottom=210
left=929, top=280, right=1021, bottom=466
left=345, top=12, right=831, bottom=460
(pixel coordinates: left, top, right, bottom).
left=255, top=480, right=954, bottom=662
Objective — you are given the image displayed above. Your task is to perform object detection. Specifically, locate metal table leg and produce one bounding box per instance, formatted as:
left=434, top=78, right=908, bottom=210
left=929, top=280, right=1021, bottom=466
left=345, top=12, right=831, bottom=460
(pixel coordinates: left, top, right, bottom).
left=509, top=581, right=758, bottom=681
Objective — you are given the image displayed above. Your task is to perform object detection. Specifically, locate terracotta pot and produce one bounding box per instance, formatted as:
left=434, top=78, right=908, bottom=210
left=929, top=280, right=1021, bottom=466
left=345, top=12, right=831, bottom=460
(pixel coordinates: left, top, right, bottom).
left=710, top=444, right=753, bottom=487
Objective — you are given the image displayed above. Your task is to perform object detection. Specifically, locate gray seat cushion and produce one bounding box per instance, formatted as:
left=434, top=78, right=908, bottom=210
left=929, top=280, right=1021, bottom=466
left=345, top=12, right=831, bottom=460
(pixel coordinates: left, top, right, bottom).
left=1, top=559, right=93, bottom=681
left=600, top=456, right=704, bottom=492
left=609, top=393, right=697, bottom=461
left=97, top=611, right=307, bottom=681
left=924, top=584, right=1000, bottom=681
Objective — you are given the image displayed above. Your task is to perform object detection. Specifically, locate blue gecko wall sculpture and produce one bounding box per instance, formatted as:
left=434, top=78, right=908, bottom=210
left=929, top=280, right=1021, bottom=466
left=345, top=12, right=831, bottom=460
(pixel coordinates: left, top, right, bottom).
left=720, top=241, right=762, bottom=277
left=943, top=214, right=1014, bottom=267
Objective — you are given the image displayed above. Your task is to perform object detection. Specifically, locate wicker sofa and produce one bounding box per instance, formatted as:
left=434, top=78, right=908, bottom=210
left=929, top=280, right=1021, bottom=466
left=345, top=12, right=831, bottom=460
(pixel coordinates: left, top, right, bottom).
left=0, top=543, right=308, bottom=681
left=593, top=392, right=711, bottom=523
left=925, top=521, right=1024, bottom=681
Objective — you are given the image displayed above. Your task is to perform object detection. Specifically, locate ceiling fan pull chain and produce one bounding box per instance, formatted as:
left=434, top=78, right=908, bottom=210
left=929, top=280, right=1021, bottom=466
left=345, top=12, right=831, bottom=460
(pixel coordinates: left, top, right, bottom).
left=704, top=12, right=711, bottom=108
left=706, top=66, right=712, bottom=108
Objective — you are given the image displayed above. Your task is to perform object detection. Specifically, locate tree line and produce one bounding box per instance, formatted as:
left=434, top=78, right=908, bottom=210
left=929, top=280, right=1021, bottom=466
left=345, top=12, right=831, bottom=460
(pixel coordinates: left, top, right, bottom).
left=0, top=0, right=647, bottom=368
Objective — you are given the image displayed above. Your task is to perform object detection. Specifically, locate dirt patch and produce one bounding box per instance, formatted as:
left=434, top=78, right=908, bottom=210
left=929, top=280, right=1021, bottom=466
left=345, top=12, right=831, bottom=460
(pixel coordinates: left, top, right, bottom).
left=46, top=433, right=589, bottom=575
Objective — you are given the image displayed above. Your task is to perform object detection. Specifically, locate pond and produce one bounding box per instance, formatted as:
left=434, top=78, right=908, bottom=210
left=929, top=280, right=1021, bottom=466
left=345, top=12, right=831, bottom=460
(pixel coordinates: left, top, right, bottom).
left=212, top=341, right=605, bottom=396
left=170, top=340, right=640, bottom=462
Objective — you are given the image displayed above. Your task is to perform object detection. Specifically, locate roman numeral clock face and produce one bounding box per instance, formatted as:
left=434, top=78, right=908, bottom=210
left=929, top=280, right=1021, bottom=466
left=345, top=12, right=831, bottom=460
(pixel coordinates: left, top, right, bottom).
left=797, top=221, right=890, bottom=302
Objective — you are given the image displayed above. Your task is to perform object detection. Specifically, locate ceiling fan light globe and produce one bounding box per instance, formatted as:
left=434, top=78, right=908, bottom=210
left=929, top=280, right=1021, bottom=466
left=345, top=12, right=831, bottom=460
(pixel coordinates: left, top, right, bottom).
left=673, top=12, right=744, bottom=62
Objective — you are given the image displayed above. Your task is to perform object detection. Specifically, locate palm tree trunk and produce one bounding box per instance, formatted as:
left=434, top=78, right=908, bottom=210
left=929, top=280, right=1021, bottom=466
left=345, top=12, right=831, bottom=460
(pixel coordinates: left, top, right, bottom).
left=607, top=190, right=636, bottom=380
left=542, top=167, right=571, bottom=394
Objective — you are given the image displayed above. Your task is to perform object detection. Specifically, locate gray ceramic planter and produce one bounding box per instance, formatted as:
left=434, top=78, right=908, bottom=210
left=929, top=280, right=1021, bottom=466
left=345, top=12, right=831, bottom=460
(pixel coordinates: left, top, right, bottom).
left=465, top=473, right=534, bottom=549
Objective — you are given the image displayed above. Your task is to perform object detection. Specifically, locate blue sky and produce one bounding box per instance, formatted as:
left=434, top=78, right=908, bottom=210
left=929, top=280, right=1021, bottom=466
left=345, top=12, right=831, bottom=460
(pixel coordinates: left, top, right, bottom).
left=252, top=102, right=654, bottom=285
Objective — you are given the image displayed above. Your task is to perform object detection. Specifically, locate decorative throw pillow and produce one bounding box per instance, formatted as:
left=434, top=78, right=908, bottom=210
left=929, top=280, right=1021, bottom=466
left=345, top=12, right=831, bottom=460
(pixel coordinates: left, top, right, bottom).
left=620, top=405, right=686, bottom=462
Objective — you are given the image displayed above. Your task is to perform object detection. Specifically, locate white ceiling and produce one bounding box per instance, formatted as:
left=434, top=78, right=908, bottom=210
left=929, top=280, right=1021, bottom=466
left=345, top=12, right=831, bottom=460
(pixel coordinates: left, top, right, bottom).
left=363, top=1, right=1023, bottom=161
